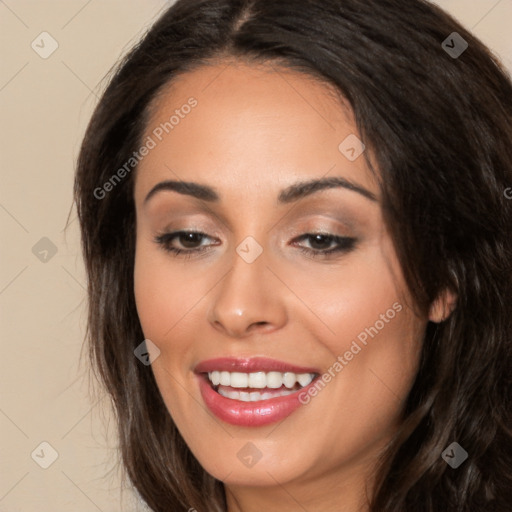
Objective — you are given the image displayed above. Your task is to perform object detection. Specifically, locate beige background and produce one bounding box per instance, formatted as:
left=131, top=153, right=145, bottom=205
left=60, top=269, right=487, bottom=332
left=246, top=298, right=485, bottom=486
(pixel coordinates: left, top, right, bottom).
left=1, top=1, right=510, bottom=511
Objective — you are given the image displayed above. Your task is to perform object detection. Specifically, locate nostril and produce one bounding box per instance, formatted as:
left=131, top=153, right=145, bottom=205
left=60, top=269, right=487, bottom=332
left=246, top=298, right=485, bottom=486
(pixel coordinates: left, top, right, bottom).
left=248, top=321, right=270, bottom=330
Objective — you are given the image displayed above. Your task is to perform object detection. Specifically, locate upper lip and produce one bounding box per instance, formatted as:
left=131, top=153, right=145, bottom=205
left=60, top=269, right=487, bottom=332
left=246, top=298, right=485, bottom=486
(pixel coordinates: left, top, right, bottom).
left=194, top=357, right=320, bottom=374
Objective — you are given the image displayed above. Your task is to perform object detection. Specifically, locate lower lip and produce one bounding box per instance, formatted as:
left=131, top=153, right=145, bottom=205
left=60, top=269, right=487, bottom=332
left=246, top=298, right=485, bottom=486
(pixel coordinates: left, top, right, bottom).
left=197, top=374, right=316, bottom=427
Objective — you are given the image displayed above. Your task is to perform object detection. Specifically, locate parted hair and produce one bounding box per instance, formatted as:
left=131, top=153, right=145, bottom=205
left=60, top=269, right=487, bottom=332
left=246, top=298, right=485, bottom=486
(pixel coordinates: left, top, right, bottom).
left=74, top=0, right=512, bottom=510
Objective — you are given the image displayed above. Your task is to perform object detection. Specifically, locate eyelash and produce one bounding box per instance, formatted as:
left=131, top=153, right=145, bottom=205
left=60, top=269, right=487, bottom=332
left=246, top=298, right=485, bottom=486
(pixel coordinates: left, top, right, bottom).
left=153, top=230, right=357, bottom=259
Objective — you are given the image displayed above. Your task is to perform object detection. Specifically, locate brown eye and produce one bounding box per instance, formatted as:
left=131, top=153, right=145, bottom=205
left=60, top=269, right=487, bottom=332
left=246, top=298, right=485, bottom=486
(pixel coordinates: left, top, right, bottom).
left=154, top=230, right=216, bottom=257
left=308, top=234, right=336, bottom=250
left=178, top=232, right=206, bottom=248
left=292, top=233, right=357, bottom=258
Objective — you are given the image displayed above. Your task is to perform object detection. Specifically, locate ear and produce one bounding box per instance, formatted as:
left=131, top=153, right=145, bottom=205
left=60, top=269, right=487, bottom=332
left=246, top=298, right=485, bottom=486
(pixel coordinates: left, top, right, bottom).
left=428, top=288, right=458, bottom=323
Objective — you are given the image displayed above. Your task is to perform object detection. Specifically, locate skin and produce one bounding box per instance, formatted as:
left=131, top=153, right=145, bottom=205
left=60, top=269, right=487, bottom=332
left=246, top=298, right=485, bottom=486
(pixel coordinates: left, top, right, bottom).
left=133, top=60, right=444, bottom=511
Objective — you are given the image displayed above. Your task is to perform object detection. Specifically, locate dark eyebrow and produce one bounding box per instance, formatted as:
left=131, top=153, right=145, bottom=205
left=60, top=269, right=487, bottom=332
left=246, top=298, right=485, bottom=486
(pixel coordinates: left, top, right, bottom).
left=144, top=180, right=220, bottom=204
left=278, top=176, right=377, bottom=203
left=143, top=176, right=377, bottom=205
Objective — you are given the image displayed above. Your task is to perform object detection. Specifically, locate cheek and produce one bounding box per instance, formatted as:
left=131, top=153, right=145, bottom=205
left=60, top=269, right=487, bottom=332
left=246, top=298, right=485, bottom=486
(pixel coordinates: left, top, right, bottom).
left=285, top=242, right=409, bottom=359
left=133, top=243, right=208, bottom=341
left=286, top=247, right=422, bottom=433
left=133, top=247, right=206, bottom=416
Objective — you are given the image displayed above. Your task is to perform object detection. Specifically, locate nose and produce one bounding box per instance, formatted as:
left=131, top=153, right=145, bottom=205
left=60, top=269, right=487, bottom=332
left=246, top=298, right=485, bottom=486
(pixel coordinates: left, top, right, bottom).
left=207, top=249, right=288, bottom=339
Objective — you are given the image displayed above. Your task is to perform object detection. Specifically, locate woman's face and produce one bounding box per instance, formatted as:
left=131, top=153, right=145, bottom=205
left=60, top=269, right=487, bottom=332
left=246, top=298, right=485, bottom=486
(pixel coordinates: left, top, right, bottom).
left=133, top=60, right=426, bottom=506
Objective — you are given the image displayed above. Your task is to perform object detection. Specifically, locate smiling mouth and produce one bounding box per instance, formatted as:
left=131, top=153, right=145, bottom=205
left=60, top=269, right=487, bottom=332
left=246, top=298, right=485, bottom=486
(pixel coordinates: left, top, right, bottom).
left=204, top=370, right=319, bottom=402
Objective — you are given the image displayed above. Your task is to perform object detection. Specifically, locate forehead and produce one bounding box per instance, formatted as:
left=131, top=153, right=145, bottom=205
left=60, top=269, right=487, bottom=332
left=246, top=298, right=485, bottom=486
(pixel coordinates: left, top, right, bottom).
left=147, top=59, right=351, bottom=129
left=134, top=60, right=375, bottom=202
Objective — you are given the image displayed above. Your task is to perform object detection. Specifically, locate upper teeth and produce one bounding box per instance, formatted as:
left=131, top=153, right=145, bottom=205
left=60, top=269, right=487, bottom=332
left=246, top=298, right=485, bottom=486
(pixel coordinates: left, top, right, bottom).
left=207, top=371, right=315, bottom=389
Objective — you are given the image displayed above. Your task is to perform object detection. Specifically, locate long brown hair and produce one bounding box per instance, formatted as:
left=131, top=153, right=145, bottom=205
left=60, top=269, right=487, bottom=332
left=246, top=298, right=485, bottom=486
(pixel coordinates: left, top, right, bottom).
left=74, top=1, right=512, bottom=510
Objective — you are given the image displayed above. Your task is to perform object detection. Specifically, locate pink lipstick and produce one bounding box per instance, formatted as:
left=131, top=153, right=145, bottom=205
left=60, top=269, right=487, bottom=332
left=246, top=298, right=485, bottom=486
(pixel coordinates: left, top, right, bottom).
left=195, top=357, right=320, bottom=427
